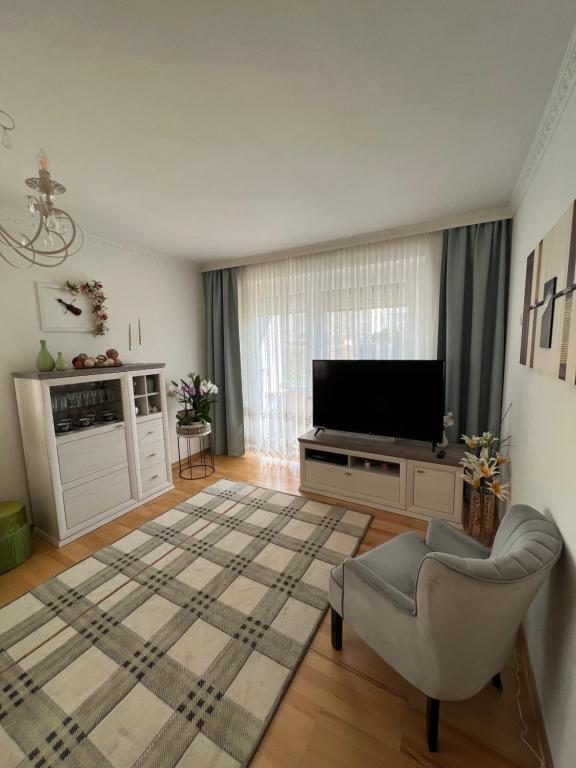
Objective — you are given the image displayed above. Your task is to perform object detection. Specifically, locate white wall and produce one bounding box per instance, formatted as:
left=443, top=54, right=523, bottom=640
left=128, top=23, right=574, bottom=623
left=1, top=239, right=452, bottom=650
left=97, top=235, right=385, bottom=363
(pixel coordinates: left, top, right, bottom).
left=503, top=88, right=576, bottom=767
left=0, top=235, right=203, bottom=506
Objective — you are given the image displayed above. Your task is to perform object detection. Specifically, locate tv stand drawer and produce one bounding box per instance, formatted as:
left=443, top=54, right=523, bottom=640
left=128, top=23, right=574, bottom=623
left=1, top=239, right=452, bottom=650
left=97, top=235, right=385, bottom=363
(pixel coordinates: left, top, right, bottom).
left=305, top=458, right=401, bottom=505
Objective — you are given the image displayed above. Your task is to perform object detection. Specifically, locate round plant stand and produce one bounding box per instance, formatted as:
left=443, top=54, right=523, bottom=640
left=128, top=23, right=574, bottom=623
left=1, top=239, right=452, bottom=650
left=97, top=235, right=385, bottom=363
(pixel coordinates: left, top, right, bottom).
left=177, top=426, right=215, bottom=480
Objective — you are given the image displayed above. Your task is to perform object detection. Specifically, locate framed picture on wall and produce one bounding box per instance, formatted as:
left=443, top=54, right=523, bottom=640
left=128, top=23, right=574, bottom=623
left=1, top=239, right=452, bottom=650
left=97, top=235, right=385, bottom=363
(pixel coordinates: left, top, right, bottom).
left=36, top=282, right=94, bottom=333
left=539, top=277, right=556, bottom=349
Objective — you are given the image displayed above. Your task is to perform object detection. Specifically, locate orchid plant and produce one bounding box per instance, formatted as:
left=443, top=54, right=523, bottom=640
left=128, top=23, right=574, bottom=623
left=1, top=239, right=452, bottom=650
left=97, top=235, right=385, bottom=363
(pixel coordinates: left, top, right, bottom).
left=168, top=373, right=219, bottom=425
left=460, top=430, right=511, bottom=500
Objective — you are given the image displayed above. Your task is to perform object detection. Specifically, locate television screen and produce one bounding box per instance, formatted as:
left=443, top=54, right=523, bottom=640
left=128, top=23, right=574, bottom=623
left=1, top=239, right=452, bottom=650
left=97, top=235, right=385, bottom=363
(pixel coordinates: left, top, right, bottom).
left=312, top=360, right=445, bottom=443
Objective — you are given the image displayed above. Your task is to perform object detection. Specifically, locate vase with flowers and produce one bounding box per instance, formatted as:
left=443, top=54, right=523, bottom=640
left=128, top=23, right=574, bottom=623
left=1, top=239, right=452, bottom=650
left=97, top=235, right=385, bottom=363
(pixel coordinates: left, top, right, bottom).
left=460, top=429, right=511, bottom=546
left=168, top=373, right=219, bottom=436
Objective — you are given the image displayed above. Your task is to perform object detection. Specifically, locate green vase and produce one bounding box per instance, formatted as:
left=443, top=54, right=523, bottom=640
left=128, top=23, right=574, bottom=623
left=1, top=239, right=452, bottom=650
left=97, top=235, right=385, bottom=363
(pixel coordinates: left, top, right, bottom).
left=55, top=352, right=67, bottom=371
left=36, top=340, right=55, bottom=372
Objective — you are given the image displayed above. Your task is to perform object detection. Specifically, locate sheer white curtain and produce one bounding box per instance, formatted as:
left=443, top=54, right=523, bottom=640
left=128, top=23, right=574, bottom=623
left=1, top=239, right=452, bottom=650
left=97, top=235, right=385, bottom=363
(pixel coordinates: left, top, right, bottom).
left=238, top=233, right=442, bottom=460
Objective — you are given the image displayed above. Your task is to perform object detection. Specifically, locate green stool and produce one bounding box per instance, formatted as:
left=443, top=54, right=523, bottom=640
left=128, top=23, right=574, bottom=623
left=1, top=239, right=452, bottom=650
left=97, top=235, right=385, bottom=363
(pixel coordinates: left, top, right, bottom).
left=0, top=501, right=32, bottom=573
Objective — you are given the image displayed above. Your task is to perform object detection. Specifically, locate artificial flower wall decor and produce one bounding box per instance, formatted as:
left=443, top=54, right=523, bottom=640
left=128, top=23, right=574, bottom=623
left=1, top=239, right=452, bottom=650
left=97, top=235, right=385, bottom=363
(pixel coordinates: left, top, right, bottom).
left=64, top=280, right=109, bottom=336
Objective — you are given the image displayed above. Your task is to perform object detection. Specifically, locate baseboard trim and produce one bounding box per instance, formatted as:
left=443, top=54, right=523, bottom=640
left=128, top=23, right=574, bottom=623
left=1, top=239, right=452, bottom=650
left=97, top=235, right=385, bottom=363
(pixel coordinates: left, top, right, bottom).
left=516, top=626, right=554, bottom=768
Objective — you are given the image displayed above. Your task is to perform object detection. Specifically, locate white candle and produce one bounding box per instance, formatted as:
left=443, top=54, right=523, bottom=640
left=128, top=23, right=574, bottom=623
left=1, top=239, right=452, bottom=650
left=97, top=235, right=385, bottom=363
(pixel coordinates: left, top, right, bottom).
left=138, top=318, right=142, bottom=345
left=129, top=322, right=132, bottom=351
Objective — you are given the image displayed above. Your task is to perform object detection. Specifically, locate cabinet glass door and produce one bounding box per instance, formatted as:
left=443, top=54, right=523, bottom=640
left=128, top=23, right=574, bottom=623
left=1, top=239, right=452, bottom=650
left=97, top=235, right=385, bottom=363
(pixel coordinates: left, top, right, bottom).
left=50, top=378, right=124, bottom=435
left=131, top=373, right=162, bottom=419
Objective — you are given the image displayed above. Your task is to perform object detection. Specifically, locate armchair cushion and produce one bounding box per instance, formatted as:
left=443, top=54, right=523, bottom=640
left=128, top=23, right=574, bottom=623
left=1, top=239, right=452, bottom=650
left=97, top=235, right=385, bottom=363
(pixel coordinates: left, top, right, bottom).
left=426, top=519, right=490, bottom=559
left=330, top=531, right=430, bottom=615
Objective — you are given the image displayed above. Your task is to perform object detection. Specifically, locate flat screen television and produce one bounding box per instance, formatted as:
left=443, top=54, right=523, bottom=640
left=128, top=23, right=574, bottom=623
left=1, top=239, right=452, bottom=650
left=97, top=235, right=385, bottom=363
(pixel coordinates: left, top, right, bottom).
left=312, top=359, right=445, bottom=444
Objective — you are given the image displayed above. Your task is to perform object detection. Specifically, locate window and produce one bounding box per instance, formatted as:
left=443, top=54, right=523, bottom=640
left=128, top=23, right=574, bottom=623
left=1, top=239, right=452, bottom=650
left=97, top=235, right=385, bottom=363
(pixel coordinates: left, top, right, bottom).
left=238, top=233, right=442, bottom=460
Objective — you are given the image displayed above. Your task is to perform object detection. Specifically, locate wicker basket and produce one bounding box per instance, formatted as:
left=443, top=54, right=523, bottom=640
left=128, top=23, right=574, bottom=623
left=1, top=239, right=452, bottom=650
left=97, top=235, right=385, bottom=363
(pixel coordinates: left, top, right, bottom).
left=176, top=421, right=211, bottom=437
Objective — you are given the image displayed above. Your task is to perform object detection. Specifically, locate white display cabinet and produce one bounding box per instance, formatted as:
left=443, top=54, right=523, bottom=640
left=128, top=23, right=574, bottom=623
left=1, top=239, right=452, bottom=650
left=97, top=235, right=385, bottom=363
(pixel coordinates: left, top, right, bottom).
left=13, top=364, right=174, bottom=547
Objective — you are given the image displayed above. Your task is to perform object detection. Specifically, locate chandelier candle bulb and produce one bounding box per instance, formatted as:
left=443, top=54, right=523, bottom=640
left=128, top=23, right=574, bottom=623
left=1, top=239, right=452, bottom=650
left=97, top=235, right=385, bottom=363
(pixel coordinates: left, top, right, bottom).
left=38, top=149, right=49, bottom=171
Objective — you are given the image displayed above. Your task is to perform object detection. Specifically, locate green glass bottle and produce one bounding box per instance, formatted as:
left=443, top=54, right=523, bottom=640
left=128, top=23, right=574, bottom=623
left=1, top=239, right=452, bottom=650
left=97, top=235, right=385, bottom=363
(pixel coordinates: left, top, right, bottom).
left=36, top=340, right=55, bottom=372
left=55, top=352, right=67, bottom=371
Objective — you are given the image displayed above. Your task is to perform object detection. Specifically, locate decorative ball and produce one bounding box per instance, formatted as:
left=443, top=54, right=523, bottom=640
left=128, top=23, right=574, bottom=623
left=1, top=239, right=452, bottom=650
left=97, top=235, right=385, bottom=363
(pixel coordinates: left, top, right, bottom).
left=96, top=354, right=107, bottom=362
left=77, top=353, right=88, bottom=360
left=73, top=359, right=84, bottom=369
left=114, top=359, right=123, bottom=366
left=106, top=348, right=119, bottom=360
left=83, top=357, right=95, bottom=367
left=105, top=357, right=115, bottom=366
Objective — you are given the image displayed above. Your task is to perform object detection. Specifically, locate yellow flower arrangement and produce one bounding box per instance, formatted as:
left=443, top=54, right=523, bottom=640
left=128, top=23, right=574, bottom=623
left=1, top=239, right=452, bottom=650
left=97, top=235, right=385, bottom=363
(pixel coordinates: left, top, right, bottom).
left=459, top=429, right=511, bottom=499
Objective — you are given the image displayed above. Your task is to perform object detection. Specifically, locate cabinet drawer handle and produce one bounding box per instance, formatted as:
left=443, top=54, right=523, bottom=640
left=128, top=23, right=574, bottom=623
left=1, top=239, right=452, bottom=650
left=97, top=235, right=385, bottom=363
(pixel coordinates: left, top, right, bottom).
left=146, top=430, right=155, bottom=435
left=150, top=474, right=159, bottom=480
left=148, top=452, right=157, bottom=458
left=345, top=471, right=352, bottom=476
left=416, top=469, right=425, bottom=474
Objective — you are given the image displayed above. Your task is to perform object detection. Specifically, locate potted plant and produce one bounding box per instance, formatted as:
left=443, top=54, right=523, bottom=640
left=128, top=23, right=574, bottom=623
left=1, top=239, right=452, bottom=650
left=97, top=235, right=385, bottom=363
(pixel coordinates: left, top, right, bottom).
left=460, top=430, right=510, bottom=546
left=168, top=373, right=219, bottom=436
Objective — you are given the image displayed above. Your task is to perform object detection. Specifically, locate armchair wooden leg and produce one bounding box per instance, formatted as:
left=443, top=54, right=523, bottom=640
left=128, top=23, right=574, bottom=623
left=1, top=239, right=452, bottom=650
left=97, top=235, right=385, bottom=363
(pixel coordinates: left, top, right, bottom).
left=331, top=607, right=343, bottom=650
left=426, top=697, right=440, bottom=752
left=492, top=673, right=503, bottom=690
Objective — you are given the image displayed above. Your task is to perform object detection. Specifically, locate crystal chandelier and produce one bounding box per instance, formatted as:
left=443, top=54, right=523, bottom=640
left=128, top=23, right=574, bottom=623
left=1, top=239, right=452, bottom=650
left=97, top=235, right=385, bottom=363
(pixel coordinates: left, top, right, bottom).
left=0, top=111, right=83, bottom=268
left=0, top=110, right=15, bottom=148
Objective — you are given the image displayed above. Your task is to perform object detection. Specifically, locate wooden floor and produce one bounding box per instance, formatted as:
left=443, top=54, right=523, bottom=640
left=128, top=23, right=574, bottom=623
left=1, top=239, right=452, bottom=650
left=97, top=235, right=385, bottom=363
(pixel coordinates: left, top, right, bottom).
left=0, top=455, right=541, bottom=768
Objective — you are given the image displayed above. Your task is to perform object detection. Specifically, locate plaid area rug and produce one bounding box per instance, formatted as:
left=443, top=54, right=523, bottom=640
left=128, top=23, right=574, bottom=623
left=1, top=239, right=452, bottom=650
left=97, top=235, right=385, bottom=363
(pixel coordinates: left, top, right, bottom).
left=0, top=479, right=371, bottom=767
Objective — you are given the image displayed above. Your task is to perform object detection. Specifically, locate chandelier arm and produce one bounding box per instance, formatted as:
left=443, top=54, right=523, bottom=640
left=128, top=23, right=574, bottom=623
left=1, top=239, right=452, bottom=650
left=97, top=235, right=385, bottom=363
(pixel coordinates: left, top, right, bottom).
left=0, top=237, right=68, bottom=268
left=0, top=208, right=44, bottom=249
left=0, top=110, right=16, bottom=131
left=21, top=226, right=71, bottom=267
left=65, top=223, right=84, bottom=257
left=13, top=208, right=78, bottom=258
left=0, top=224, right=70, bottom=268
left=0, top=236, right=38, bottom=268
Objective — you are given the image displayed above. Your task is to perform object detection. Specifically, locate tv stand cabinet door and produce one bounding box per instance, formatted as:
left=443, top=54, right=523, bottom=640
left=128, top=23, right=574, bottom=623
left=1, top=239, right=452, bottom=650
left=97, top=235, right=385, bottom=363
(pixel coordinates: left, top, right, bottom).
left=406, top=461, right=461, bottom=521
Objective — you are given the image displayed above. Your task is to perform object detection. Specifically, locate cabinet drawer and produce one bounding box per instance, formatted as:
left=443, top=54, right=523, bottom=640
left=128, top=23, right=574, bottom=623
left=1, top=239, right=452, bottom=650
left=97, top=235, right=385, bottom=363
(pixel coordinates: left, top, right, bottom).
left=64, top=467, right=132, bottom=528
left=141, top=461, right=167, bottom=495
left=58, top=427, right=128, bottom=484
left=413, top=466, right=455, bottom=516
left=139, top=439, right=166, bottom=470
left=347, top=467, right=400, bottom=502
left=306, top=460, right=400, bottom=503
left=137, top=418, right=164, bottom=445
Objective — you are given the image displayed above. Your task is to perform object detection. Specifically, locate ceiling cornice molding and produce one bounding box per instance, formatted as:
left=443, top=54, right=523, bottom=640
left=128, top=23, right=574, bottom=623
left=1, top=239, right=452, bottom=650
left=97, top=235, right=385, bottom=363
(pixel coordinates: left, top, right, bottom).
left=510, top=23, right=576, bottom=212
left=199, top=205, right=512, bottom=272
left=83, top=234, right=191, bottom=265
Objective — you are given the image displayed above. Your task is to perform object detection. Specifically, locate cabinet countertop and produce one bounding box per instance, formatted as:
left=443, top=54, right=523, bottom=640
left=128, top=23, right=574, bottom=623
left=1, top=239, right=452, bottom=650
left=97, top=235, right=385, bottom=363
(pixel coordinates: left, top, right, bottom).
left=13, top=363, right=166, bottom=380
left=299, top=429, right=465, bottom=467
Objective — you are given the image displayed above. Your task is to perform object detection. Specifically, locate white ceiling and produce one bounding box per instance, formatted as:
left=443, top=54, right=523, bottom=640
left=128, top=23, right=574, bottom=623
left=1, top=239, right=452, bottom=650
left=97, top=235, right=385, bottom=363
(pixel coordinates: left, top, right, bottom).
left=1, top=1, right=575, bottom=260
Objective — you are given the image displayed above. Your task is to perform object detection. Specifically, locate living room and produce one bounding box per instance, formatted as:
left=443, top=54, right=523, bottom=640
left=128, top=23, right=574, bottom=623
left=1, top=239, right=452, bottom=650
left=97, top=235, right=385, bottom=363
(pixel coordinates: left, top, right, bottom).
left=0, top=2, right=574, bottom=767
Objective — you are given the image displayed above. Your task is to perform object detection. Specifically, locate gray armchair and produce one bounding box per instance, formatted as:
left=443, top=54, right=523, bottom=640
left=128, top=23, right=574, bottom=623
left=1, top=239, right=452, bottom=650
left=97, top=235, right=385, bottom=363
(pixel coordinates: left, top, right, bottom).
left=329, top=504, right=562, bottom=751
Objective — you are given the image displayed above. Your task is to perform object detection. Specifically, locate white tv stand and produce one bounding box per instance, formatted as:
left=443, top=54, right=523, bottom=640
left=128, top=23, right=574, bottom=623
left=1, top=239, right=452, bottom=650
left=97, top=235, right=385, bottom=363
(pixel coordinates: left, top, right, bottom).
left=299, top=430, right=464, bottom=526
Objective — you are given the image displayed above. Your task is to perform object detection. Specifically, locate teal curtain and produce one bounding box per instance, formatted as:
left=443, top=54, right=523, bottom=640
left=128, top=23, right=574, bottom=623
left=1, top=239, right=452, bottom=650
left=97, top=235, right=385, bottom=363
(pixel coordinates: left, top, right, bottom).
left=203, top=268, right=245, bottom=456
left=438, top=219, right=511, bottom=438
